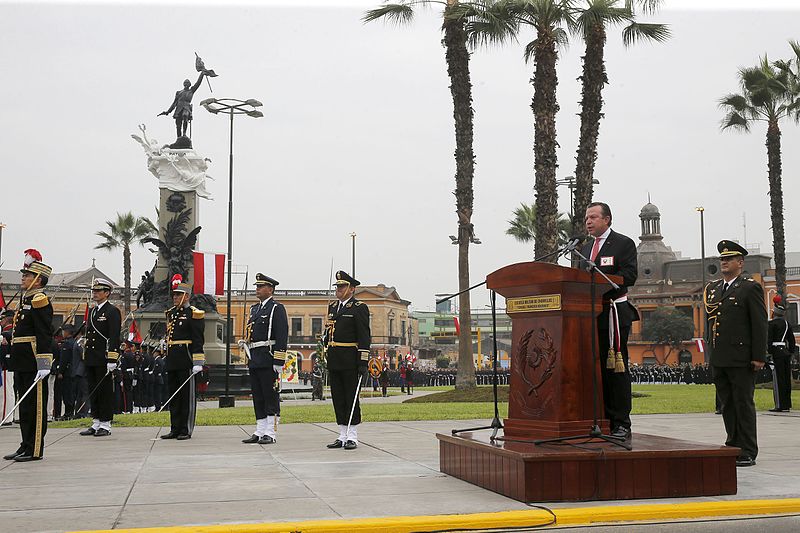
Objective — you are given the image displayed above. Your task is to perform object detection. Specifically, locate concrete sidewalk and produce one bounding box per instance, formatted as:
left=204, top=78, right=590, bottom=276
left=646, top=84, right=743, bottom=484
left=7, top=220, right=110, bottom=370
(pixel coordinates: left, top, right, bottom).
left=1, top=412, right=799, bottom=532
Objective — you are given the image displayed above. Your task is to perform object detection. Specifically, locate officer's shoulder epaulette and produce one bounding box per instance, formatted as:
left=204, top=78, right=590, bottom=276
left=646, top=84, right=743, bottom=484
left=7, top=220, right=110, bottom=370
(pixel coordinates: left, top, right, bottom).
left=32, top=293, right=49, bottom=309
left=190, top=306, right=205, bottom=319
left=354, top=301, right=363, bottom=306
left=329, top=301, right=337, bottom=308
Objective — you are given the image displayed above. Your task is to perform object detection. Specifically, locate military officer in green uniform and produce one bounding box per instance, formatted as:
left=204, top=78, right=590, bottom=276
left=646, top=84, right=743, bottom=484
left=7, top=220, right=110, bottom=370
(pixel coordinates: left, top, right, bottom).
left=3, top=250, right=54, bottom=462
left=323, top=271, right=370, bottom=450
left=160, top=275, right=205, bottom=441
left=704, top=240, right=767, bottom=467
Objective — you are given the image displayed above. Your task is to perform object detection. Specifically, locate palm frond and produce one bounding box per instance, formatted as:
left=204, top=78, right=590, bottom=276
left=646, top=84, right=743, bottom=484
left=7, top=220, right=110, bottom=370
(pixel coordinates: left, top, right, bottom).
left=627, top=0, right=663, bottom=16
left=363, top=3, right=416, bottom=24
left=718, top=93, right=750, bottom=113
left=621, top=21, right=670, bottom=46
left=523, top=38, right=539, bottom=62
left=720, top=110, right=751, bottom=132
left=573, top=2, right=632, bottom=38
left=458, top=0, right=521, bottom=48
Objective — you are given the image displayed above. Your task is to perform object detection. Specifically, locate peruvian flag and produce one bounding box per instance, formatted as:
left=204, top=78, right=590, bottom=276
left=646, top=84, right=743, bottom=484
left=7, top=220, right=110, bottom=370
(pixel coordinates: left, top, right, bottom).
left=0, top=284, right=5, bottom=310
left=128, top=319, right=142, bottom=343
left=193, top=251, right=225, bottom=295
left=694, top=338, right=705, bottom=353
left=453, top=316, right=460, bottom=335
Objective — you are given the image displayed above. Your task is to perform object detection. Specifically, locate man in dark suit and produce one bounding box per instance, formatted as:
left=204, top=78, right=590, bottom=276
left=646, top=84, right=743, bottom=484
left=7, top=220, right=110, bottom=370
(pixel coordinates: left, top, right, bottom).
left=581, top=202, right=639, bottom=440
left=160, top=275, right=205, bottom=441
left=768, top=296, right=796, bottom=412
left=704, top=240, right=767, bottom=467
left=323, top=271, right=371, bottom=450
left=79, top=278, right=122, bottom=437
left=240, top=273, right=288, bottom=445
left=4, top=250, right=54, bottom=462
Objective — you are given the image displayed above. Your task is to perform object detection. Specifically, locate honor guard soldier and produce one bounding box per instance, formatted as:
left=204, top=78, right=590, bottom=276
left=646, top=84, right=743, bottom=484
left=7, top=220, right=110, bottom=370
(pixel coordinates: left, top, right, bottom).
left=323, top=271, right=371, bottom=450
left=768, top=295, right=796, bottom=412
left=160, top=275, right=205, bottom=441
left=240, top=273, right=288, bottom=444
left=79, top=278, right=121, bottom=437
left=704, top=240, right=768, bottom=467
left=3, top=250, right=54, bottom=462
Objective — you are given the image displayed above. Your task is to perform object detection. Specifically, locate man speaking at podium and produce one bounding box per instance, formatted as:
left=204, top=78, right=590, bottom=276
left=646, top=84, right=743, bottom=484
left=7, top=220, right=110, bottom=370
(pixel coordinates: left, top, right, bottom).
left=581, top=202, right=639, bottom=440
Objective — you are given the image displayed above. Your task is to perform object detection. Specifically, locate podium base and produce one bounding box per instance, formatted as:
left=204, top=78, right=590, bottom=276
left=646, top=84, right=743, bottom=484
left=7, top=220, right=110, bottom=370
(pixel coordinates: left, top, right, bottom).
left=438, top=432, right=739, bottom=502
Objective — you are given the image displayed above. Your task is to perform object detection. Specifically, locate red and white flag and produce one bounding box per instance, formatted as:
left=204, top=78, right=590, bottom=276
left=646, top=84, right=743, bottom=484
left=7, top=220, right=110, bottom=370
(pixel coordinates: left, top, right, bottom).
left=453, top=316, right=460, bottom=335
left=128, top=319, right=142, bottom=343
left=193, top=251, right=225, bottom=296
left=694, top=338, right=705, bottom=353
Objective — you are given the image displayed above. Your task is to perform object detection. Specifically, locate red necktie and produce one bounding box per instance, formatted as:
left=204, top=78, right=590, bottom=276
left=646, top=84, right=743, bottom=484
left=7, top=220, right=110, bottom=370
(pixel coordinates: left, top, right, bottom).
left=590, top=237, right=602, bottom=262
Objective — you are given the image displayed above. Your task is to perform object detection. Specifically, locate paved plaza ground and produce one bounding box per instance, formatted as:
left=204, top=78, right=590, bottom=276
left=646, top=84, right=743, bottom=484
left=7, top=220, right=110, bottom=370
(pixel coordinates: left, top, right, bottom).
left=1, top=409, right=799, bottom=532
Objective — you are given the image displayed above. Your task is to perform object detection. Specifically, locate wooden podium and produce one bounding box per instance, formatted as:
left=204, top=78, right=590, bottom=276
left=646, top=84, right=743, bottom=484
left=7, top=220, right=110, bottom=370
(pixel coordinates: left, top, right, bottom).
left=437, top=261, right=739, bottom=502
left=487, top=261, right=612, bottom=439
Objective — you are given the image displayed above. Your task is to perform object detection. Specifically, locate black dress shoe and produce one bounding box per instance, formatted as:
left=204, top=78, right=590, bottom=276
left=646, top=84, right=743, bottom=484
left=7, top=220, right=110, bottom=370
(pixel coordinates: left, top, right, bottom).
left=610, top=427, right=631, bottom=440
left=94, top=428, right=111, bottom=437
left=343, top=440, right=358, bottom=450
left=160, top=432, right=178, bottom=439
left=3, top=449, right=25, bottom=461
left=258, top=435, right=276, bottom=444
left=176, top=434, right=191, bottom=440
left=769, top=408, right=789, bottom=413
left=14, top=454, right=42, bottom=462
left=326, top=439, right=344, bottom=449
left=736, top=456, right=756, bottom=467
left=79, top=427, right=96, bottom=436
left=242, top=434, right=260, bottom=444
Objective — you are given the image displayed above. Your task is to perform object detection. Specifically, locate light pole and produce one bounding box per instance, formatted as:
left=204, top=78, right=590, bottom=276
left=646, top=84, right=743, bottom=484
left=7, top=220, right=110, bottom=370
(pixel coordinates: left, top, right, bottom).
left=0, top=222, right=6, bottom=271
left=201, top=97, right=263, bottom=408
left=556, top=176, right=600, bottom=220
left=350, top=232, right=356, bottom=278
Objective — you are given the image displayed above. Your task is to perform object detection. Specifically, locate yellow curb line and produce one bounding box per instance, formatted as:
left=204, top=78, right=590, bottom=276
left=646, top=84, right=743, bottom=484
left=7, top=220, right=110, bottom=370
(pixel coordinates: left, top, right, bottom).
left=72, top=498, right=800, bottom=533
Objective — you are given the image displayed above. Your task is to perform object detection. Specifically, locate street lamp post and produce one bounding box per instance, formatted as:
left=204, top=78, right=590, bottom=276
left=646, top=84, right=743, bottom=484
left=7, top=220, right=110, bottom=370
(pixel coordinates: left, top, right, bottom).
left=555, top=176, right=601, bottom=220
left=201, top=97, right=263, bottom=408
left=0, top=222, right=6, bottom=272
left=696, top=206, right=706, bottom=359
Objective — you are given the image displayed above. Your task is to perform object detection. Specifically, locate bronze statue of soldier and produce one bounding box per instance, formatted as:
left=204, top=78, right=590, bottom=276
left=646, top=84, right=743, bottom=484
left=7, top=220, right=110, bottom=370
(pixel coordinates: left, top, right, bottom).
left=158, top=54, right=217, bottom=142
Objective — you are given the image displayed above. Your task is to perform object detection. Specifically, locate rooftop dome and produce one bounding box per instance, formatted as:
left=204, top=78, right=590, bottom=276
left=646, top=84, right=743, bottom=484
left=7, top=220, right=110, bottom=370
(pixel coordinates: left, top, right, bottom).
left=640, top=202, right=660, bottom=217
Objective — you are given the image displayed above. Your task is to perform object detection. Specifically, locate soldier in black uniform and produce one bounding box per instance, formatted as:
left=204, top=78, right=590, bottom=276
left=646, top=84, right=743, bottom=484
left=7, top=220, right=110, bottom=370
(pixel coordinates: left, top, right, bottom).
left=580, top=202, right=639, bottom=440
left=160, top=276, right=204, bottom=440
left=79, top=279, right=121, bottom=437
left=3, top=250, right=54, bottom=462
left=767, top=296, right=796, bottom=412
left=323, top=271, right=371, bottom=450
left=311, top=360, right=325, bottom=401
left=240, top=273, right=288, bottom=444
left=704, top=240, right=768, bottom=467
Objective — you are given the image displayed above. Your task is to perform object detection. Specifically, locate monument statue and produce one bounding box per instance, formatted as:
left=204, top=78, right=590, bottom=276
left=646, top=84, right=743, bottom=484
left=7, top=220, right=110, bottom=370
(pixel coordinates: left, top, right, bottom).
left=157, top=53, right=218, bottom=143
left=131, top=124, right=213, bottom=199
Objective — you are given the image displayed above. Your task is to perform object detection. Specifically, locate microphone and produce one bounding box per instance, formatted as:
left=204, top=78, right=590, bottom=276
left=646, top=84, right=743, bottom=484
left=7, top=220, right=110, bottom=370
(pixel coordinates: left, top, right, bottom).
left=564, top=234, right=590, bottom=253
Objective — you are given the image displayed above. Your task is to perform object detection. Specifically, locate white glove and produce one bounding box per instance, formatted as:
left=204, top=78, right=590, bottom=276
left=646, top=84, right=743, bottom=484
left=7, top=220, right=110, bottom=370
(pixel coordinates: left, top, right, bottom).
left=106, top=362, right=117, bottom=373
left=192, top=365, right=203, bottom=374
left=273, top=364, right=283, bottom=375
left=36, top=369, right=50, bottom=381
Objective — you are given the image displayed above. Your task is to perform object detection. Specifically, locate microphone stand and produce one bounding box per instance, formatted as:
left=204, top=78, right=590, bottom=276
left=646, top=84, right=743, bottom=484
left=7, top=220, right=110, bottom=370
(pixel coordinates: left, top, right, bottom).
left=531, top=246, right=631, bottom=451
left=449, top=242, right=577, bottom=441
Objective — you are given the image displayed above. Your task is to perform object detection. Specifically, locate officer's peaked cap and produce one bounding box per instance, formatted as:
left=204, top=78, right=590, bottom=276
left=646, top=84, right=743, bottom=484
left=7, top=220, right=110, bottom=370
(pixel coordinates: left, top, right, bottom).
left=254, top=273, right=279, bottom=287
left=333, top=270, right=360, bottom=287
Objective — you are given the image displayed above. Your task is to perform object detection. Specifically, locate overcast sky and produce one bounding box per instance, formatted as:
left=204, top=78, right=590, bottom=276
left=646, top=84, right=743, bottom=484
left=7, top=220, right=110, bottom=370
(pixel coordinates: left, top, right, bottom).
left=1, top=1, right=799, bottom=311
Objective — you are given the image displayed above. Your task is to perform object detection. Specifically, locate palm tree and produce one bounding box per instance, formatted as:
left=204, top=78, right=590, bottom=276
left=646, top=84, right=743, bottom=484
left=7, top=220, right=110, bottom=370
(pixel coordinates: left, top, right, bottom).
left=570, top=0, right=669, bottom=236
left=720, top=55, right=796, bottom=298
left=506, top=202, right=571, bottom=251
left=365, top=1, right=490, bottom=390
left=95, top=212, right=157, bottom=316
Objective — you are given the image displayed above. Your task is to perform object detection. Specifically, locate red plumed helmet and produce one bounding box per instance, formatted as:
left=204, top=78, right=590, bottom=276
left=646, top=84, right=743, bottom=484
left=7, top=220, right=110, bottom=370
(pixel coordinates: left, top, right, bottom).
left=773, top=294, right=783, bottom=305
left=171, top=274, right=183, bottom=290
left=23, top=249, right=42, bottom=267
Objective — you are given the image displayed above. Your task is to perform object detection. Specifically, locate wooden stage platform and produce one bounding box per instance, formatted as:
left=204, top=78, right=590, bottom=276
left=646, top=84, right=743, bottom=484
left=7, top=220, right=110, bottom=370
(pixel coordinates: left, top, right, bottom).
left=438, top=431, right=740, bottom=503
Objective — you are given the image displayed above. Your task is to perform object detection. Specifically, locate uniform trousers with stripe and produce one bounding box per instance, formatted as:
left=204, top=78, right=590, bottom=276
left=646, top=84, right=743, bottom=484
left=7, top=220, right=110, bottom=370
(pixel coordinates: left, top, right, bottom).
left=15, top=371, right=47, bottom=457
left=772, top=355, right=793, bottom=410
left=597, top=312, right=632, bottom=432
left=250, top=367, right=280, bottom=419
left=86, top=365, right=114, bottom=422
left=329, top=368, right=361, bottom=427
left=167, top=369, right=196, bottom=436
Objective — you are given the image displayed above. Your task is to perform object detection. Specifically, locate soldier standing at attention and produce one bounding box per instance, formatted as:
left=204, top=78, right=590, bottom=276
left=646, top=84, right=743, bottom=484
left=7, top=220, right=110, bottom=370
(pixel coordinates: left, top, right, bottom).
left=3, top=250, right=54, bottom=462
left=240, top=274, right=288, bottom=445
left=323, top=271, right=371, bottom=450
left=160, top=275, right=205, bottom=441
left=767, top=295, right=795, bottom=412
left=79, top=279, right=121, bottom=437
left=704, top=240, right=768, bottom=467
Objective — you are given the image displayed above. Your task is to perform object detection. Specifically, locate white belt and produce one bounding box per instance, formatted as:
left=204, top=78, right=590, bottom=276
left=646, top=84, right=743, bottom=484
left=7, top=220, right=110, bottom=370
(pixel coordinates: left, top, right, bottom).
left=772, top=342, right=786, bottom=346
left=612, top=295, right=628, bottom=303
left=249, top=340, right=276, bottom=349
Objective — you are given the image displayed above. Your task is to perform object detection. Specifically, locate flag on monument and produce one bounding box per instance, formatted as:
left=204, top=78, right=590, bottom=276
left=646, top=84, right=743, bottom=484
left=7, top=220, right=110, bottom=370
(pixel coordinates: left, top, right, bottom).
left=193, top=251, right=225, bottom=295
left=0, top=284, right=6, bottom=310
left=694, top=338, right=705, bottom=353
left=128, top=320, right=142, bottom=343
left=453, top=316, right=460, bottom=335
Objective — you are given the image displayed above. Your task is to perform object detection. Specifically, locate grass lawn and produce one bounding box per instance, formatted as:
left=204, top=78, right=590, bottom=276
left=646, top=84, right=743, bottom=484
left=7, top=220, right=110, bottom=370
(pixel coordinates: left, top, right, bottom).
left=49, top=384, right=797, bottom=428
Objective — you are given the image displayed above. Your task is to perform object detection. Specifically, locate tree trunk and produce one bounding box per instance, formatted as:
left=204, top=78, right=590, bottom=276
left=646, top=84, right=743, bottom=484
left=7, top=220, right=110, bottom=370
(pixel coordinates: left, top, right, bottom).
left=572, top=23, right=607, bottom=237
left=532, top=29, right=560, bottom=261
left=444, top=7, right=476, bottom=390
left=766, top=120, right=786, bottom=297
left=123, top=242, right=132, bottom=318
